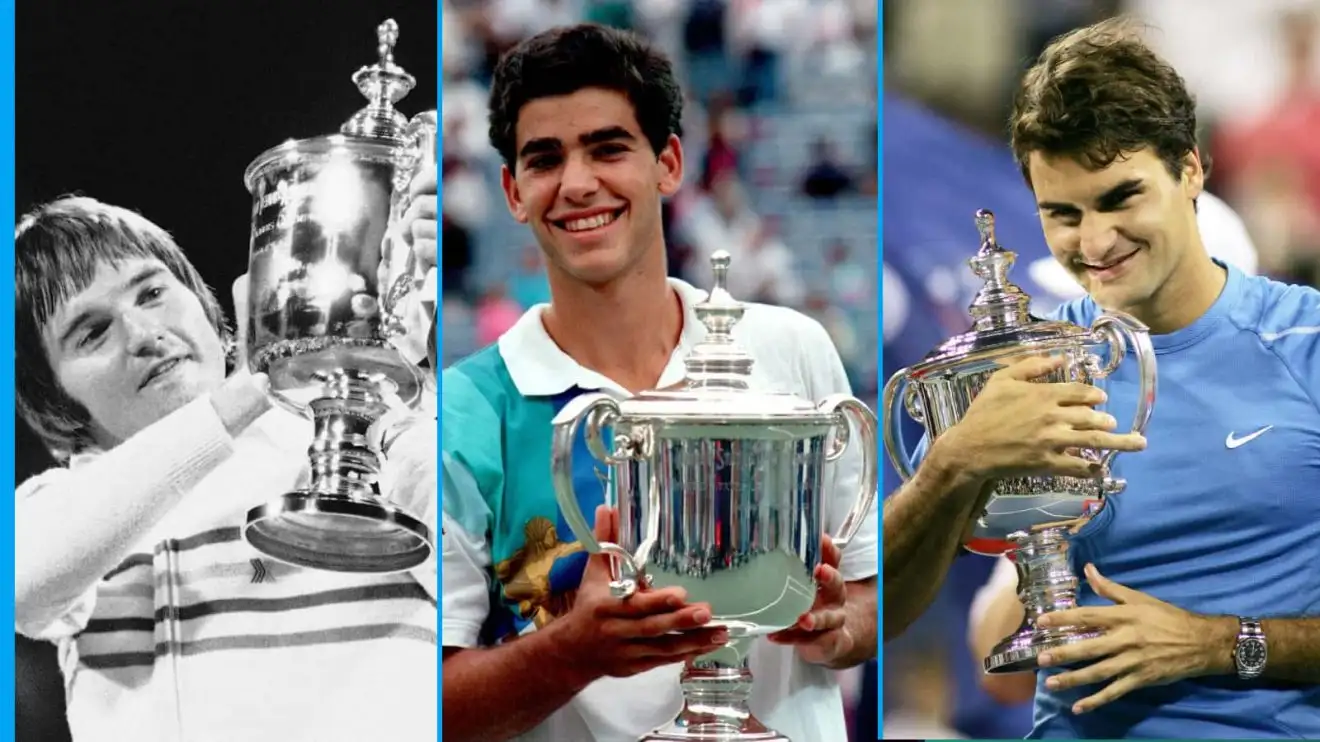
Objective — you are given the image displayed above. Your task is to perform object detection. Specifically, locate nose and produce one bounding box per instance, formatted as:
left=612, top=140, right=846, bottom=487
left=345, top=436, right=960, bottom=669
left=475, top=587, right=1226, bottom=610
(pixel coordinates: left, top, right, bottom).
left=123, top=309, right=168, bottom=356
left=559, top=151, right=599, bottom=203
left=1077, top=212, right=1120, bottom=263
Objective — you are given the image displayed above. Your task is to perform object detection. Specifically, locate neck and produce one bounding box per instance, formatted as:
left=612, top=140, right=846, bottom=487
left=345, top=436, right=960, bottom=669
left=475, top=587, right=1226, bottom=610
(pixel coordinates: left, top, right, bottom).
left=541, top=247, right=683, bottom=393
left=1129, top=237, right=1228, bottom=335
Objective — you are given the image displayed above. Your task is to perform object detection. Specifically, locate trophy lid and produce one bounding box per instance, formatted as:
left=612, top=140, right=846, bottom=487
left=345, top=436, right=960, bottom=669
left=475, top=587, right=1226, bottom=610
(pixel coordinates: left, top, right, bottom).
left=340, top=19, right=417, bottom=144
left=914, top=210, right=1090, bottom=370
left=618, top=251, right=834, bottom=426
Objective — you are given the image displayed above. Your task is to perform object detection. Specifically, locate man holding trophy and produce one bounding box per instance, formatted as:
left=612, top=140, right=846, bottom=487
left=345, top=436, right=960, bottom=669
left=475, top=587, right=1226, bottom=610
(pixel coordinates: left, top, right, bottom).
left=13, top=20, right=441, bottom=742
left=885, top=17, right=1320, bottom=740
left=440, top=24, right=879, bottom=742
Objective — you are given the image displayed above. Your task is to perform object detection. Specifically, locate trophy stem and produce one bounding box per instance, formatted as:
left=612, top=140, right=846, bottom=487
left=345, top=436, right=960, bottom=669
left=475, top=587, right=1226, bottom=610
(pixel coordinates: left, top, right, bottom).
left=641, top=643, right=789, bottom=742
left=243, top=371, right=433, bottom=574
left=984, top=526, right=1099, bottom=674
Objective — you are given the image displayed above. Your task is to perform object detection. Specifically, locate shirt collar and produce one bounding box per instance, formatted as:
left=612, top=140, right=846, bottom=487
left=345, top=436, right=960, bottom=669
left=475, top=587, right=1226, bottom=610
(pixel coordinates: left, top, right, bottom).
left=499, top=277, right=709, bottom=397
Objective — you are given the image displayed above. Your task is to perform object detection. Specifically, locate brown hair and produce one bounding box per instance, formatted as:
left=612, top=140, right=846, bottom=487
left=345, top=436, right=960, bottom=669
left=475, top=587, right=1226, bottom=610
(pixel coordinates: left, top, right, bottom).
left=1009, top=18, right=1209, bottom=186
left=15, top=196, right=232, bottom=460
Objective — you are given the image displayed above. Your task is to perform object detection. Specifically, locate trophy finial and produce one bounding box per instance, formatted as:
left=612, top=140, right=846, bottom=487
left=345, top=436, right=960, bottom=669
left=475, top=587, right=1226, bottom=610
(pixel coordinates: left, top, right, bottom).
left=965, top=209, right=1033, bottom=330
left=342, top=18, right=416, bottom=142
left=685, top=250, right=754, bottom=389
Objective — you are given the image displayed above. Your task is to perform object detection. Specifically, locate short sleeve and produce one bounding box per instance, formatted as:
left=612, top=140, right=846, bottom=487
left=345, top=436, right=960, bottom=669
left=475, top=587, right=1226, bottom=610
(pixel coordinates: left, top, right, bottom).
left=441, top=453, right=494, bottom=648
left=799, top=317, right=878, bottom=583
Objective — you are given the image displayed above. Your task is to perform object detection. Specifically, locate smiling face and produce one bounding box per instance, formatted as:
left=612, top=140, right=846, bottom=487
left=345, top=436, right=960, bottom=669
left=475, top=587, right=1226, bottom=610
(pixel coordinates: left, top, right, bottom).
left=500, top=87, right=683, bottom=288
left=1029, top=147, right=1205, bottom=316
left=42, top=257, right=227, bottom=449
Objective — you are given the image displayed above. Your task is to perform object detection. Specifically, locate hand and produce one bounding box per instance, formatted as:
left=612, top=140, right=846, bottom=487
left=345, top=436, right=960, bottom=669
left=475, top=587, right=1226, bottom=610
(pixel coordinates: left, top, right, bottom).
left=933, top=355, right=1147, bottom=482
left=210, top=274, right=271, bottom=435
left=399, top=166, right=438, bottom=274
left=1034, top=563, right=1237, bottom=714
left=767, top=534, right=854, bottom=665
left=553, top=506, right=729, bottom=681
left=231, top=274, right=252, bottom=372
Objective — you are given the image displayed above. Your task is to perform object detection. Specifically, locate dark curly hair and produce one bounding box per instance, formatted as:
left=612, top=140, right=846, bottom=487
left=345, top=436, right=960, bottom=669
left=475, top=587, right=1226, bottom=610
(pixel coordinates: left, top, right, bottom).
left=1009, top=18, right=1210, bottom=187
left=487, top=24, right=684, bottom=169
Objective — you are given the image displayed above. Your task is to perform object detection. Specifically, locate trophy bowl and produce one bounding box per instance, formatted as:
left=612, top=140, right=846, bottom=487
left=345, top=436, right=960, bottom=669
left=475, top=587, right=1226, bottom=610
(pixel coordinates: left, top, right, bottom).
left=240, top=19, right=436, bottom=574
left=550, top=251, right=879, bottom=742
left=882, top=210, right=1157, bottom=674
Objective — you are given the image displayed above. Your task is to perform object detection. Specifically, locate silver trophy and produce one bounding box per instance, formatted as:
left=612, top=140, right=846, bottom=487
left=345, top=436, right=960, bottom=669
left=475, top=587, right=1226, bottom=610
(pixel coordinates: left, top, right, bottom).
left=240, top=19, right=436, bottom=573
left=551, top=252, right=878, bottom=742
left=882, top=210, right=1157, bottom=674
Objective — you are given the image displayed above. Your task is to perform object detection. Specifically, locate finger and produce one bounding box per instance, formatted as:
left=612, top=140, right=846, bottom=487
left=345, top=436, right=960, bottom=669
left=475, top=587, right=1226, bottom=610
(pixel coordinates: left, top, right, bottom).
left=799, top=607, right=848, bottom=634
left=813, top=564, right=847, bottom=609
left=1072, top=672, right=1145, bottom=714
left=407, top=167, right=438, bottom=201
left=1053, top=408, right=1118, bottom=431
left=1045, top=653, right=1134, bottom=692
left=1045, top=382, right=1109, bottom=407
left=626, top=626, right=730, bottom=658
left=592, top=504, right=616, bottom=543
left=1036, top=606, right=1126, bottom=634
left=1036, top=633, right=1125, bottom=670
left=617, top=604, right=717, bottom=638
left=819, top=533, right=841, bottom=569
left=594, top=587, right=696, bottom=619
left=1085, top=563, right=1160, bottom=606
left=1040, top=453, right=1104, bottom=479
left=413, top=239, right=438, bottom=273
left=1051, top=430, right=1147, bottom=453
left=997, top=354, right=1066, bottom=382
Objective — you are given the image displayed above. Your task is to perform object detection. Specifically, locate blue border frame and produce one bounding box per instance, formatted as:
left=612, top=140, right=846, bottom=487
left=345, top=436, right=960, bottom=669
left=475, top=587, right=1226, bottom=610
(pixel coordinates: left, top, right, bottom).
left=2, top=0, right=18, bottom=737
left=874, top=5, right=886, bottom=735
left=433, top=3, right=445, bottom=741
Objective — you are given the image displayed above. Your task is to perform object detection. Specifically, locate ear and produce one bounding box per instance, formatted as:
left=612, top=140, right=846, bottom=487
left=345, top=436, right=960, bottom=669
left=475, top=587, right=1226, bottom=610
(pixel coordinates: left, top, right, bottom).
left=1182, top=149, right=1205, bottom=202
left=656, top=134, right=685, bottom=198
left=500, top=164, right=529, bottom=224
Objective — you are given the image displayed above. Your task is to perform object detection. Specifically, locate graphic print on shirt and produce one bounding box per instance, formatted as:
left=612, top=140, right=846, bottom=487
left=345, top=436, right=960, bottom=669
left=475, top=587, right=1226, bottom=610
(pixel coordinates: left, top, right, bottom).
left=492, top=388, right=605, bottom=632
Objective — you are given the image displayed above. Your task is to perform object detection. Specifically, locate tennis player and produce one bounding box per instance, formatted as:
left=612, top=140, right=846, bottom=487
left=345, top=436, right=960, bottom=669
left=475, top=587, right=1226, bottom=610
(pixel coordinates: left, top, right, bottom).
left=14, top=195, right=439, bottom=742
left=440, top=24, right=879, bottom=742
left=899, top=18, right=1320, bottom=739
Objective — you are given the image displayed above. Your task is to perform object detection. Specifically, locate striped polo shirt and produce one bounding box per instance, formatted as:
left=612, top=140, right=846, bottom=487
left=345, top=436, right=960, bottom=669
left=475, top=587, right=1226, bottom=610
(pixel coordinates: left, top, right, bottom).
left=16, top=400, right=438, bottom=742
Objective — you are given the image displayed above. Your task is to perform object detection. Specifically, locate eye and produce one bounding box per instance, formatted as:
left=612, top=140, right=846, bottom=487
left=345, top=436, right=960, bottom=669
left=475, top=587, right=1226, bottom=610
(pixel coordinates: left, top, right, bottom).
left=77, top=321, right=110, bottom=349
left=526, top=153, right=561, bottom=171
left=593, top=143, right=628, bottom=159
left=1046, top=208, right=1081, bottom=226
left=138, top=284, right=167, bottom=304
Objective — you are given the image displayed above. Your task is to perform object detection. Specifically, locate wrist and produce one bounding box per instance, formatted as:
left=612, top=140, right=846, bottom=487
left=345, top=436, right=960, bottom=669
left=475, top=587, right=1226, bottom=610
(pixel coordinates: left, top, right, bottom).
left=923, top=435, right=989, bottom=494
left=536, top=614, right=601, bottom=694
left=1199, top=615, right=1241, bottom=676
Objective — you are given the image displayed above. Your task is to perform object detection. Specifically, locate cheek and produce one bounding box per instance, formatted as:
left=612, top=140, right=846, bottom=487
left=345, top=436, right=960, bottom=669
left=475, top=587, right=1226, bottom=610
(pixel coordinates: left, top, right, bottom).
left=56, top=357, right=126, bottom=420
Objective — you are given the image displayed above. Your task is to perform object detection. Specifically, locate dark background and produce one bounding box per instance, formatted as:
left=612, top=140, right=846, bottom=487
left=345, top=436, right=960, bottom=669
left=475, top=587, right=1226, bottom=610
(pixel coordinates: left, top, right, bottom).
left=14, top=3, right=437, bottom=740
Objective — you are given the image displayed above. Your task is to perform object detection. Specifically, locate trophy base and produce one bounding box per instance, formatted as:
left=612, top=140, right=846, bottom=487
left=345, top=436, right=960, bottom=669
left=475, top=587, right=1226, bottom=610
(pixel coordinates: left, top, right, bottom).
left=639, top=718, right=789, bottom=742
left=985, top=625, right=1100, bottom=674
left=244, top=492, right=432, bottom=574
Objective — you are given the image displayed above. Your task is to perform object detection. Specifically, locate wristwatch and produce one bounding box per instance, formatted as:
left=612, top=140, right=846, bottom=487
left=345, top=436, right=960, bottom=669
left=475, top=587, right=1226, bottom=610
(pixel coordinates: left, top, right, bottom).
left=1233, top=617, right=1268, bottom=680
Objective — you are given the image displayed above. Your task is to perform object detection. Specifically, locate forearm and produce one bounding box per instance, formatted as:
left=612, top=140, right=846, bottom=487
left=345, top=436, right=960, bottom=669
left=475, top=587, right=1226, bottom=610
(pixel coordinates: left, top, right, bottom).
left=441, top=622, right=598, bottom=742
left=823, top=577, right=878, bottom=669
left=1198, top=616, right=1320, bottom=683
left=883, top=455, right=989, bottom=641
left=15, top=397, right=234, bottom=628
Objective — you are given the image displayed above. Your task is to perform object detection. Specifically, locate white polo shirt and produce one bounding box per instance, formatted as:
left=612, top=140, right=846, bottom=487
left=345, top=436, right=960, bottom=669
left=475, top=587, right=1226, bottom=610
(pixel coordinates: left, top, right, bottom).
left=441, top=277, right=879, bottom=742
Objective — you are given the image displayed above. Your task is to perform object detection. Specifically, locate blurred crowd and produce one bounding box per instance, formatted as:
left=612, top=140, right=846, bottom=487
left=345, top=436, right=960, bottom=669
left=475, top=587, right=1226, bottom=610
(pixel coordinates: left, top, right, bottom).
left=882, top=0, right=1320, bottom=738
left=439, top=0, right=881, bottom=410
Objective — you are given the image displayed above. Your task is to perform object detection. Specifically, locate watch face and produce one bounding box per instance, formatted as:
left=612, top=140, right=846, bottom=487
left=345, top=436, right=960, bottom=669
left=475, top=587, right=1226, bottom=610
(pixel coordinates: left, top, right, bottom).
left=1238, top=639, right=1267, bottom=668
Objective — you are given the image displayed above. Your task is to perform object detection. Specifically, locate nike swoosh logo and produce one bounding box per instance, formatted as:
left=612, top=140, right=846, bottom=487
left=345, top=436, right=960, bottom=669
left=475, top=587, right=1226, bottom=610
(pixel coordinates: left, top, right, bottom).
left=1226, top=426, right=1274, bottom=449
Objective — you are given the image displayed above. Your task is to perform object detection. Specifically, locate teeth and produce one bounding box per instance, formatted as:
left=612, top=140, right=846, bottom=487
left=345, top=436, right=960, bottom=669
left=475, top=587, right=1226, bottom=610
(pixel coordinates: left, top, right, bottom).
left=563, top=211, right=617, bottom=232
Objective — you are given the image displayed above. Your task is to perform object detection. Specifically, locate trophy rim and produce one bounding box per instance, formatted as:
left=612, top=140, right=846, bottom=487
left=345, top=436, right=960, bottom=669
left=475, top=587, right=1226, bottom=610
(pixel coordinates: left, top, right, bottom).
left=243, top=133, right=400, bottom=193
left=242, top=493, right=433, bottom=574
left=905, top=330, right=1096, bottom=378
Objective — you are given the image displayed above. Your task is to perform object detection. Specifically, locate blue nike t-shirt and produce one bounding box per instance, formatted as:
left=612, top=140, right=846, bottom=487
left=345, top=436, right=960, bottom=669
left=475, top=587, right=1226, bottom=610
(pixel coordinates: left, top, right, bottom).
left=1029, top=262, right=1320, bottom=738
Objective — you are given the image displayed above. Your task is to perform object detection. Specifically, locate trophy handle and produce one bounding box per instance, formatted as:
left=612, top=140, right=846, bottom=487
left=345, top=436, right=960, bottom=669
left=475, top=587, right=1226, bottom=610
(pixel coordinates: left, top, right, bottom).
left=1087, top=312, right=1157, bottom=473
left=818, top=395, right=879, bottom=551
left=550, top=392, right=649, bottom=598
left=881, top=369, right=920, bottom=483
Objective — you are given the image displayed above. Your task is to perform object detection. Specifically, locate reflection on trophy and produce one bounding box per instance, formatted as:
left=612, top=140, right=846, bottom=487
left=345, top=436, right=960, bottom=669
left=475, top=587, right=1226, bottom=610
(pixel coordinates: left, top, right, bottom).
left=551, top=251, right=879, bottom=742
left=240, top=19, right=437, bottom=573
left=882, top=210, right=1157, bottom=674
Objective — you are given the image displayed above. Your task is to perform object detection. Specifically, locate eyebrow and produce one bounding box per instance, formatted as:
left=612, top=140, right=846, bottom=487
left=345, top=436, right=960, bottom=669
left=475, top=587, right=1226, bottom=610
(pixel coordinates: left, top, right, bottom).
left=1039, top=178, right=1144, bottom=213
left=517, top=126, right=639, bottom=160
left=56, top=266, right=169, bottom=349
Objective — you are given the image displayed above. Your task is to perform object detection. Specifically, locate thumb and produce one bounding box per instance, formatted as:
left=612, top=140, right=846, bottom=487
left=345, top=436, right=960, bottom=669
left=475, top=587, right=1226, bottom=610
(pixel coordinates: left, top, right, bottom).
left=581, top=504, right=617, bottom=580
left=1085, top=563, right=1153, bottom=606
left=231, top=274, right=251, bottom=367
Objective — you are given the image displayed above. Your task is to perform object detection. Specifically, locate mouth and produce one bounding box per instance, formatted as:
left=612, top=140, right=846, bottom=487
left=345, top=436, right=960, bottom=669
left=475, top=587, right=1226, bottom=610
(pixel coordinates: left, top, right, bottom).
left=1079, top=249, right=1140, bottom=281
left=550, top=207, right=627, bottom=235
left=140, top=356, right=188, bottom=390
